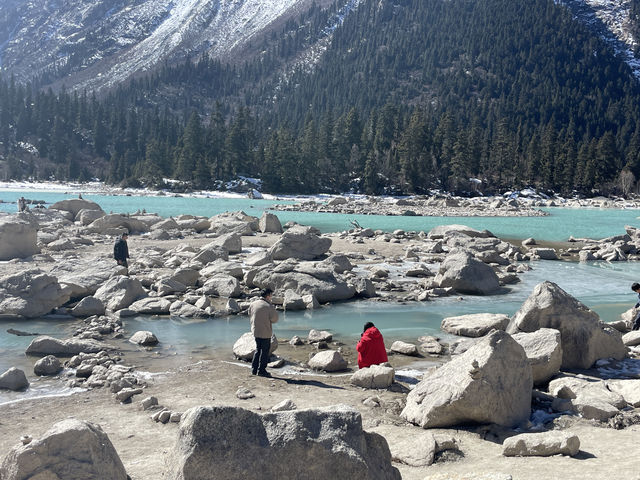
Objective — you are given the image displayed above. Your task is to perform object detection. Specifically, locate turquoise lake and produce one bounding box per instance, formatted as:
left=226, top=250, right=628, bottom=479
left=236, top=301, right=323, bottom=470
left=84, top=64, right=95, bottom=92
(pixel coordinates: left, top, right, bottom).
left=1, top=188, right=640, bottom=240
left=1, top=189, right=640, bottom=402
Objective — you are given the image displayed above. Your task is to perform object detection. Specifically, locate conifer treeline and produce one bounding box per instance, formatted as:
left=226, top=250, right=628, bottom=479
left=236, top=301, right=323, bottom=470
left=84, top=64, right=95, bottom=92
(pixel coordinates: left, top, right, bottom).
left=2, top=0, right=640, bottom=195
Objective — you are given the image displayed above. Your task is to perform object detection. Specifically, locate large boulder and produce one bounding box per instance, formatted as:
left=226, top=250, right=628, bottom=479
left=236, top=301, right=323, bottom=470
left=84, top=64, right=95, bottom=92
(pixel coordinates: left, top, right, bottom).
left=168, top=405, right=400, bottom=480
left=0, top=270, right=69, bottom=318
left=507, top=281, right=627, bottom=369
left=268, top=225, right=332, bottom=260
left=401, top=330, right=532, bottom=428
left=26, top=335, right=106, bottom=356
left=502, top=431, right=580, bottom=457
left=94, top=275, right=146, bottom=311
left=0, top=419, right=127, bottom=480
left=232, top=332, right=278, bottom=361
left=259, top=212, right=283, bottom=233
left=208, top=233, right=242, bottom=254
left=434, top=250, right=500, bottom=295
left=252, top=266, right=355, bottom=303
left=308, top=350, right=348, bottom=372
left=201, top=274, right=242, bottom=298
left=441, top=313, right=510, bottom=337
left=87, top=214, right=149, bottom=234
left=0, top=367, right=29, bottom=391
left=512, top=328, right=563, bottom=385
left=0, top=216, right=39, bottom=260
left=49, top=198, right=103, bottom=220
left=54, top=258, right=126, bottom=298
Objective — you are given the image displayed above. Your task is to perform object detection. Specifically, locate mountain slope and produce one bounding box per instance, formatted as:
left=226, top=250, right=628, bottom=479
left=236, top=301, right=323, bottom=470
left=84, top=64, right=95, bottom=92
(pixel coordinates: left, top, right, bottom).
left=0, top=0, right=326, bottom=92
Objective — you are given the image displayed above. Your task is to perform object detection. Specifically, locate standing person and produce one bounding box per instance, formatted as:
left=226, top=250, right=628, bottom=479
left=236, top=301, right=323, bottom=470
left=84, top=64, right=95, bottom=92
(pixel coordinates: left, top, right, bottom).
left=17, top=197, right=27, bottom=212
left=356, top=322, right=388, bottom=369
left=248, top=288, right=278, bottom=377
left=113, top=232, right=130, bottom=268
left=631, top=283, right=640, bottom=330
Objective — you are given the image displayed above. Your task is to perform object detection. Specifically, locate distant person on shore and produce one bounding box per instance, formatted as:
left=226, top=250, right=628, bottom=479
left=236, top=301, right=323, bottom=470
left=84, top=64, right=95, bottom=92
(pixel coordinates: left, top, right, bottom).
left=113, top=232, right=130, bottom=268
left=631, top=283, right=640, bottom=330
left=356, top=322, right=388, bottom=369
left=17, top=197, right=28, bottom=212
left=248, top=288, right=279, bottom=377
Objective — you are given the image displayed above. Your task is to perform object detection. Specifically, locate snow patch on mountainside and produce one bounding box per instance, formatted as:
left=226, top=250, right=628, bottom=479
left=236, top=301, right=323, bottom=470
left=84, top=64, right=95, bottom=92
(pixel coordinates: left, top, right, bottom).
left=562, top=0, right=640, bottom=78
left=75, top=0, right=303, bottom=91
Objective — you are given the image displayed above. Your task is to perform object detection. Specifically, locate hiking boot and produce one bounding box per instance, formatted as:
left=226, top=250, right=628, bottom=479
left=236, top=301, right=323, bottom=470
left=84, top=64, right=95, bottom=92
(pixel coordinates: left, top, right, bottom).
left=257, top=370, right=271, bottom=378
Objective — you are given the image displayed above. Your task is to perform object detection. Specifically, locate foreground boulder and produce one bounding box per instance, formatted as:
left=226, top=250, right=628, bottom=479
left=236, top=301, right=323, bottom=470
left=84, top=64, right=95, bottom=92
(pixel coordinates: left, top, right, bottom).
left=26, top=335, right=106, bottom=356
left=0, top=367, right=29, bottom=391
left=502, top=431, right=580, bottom=457
left=507, top=281, right=627, bottom=369
left=268, top=225, right=332, bottom=260
left=0, top=216, right=39, bottom=260
left=168, top=405, right=401, bottom=480
left=441, top=313, right=510, bottom=337
left=0, top=270, right=69, bottom=318
left=0, top=419, right=127, bottom=480
left=434, top=250, right=500, bottom=295
left=54, top=258, right=127, bottom=298
left=401, top=330, right=532, bottom=428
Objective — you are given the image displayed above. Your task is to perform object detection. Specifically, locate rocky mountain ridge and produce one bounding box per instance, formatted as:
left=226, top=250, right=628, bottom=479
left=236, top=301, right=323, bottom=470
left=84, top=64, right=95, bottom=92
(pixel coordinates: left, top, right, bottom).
left=1, top=0, right=638, bottom=92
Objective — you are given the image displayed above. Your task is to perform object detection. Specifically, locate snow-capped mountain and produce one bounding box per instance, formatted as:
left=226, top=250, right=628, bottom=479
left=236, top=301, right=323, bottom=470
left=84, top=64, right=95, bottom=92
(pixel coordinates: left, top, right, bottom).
left=0, top=0, right=639, bottom=92
left=0, top=0, right=329, bottom=91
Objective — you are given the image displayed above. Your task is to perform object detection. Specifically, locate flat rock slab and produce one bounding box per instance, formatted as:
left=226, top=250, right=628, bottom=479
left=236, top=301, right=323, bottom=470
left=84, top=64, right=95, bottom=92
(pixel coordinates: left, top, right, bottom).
left=441, top=313, right=510, bottom=337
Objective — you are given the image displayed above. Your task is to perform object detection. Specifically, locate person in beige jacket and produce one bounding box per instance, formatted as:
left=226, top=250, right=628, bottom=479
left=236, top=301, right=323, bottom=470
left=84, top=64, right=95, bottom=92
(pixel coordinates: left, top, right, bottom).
left=249, top=288, right=278, bottom=377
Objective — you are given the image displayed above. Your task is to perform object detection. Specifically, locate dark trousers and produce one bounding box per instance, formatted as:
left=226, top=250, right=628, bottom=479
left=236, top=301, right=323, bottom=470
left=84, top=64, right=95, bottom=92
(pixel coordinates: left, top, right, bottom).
left=634, top=311, right=640, bottom=331
left=252, top=337, right=270, bottom=373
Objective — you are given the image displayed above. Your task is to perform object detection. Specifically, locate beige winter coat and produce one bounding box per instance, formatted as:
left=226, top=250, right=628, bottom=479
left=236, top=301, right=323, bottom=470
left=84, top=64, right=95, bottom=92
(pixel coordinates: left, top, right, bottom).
left=249, top=298, right=278, bottom=339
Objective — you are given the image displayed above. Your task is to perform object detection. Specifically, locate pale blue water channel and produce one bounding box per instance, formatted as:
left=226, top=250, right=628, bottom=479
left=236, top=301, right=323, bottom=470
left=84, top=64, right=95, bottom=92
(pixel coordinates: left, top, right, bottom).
left=2, top=189, right=640, bottom=402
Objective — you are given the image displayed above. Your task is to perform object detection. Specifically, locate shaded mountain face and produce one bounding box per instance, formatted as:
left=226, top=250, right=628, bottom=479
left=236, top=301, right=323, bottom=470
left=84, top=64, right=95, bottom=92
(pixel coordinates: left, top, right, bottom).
left=0, top=0, right=319, bottom=91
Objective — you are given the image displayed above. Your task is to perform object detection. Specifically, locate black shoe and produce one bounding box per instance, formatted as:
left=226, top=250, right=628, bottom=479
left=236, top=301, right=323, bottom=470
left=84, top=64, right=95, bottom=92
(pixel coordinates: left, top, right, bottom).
left=257, top=371, right=271, bottom=378
left=251, top=370, right=257, bottom=375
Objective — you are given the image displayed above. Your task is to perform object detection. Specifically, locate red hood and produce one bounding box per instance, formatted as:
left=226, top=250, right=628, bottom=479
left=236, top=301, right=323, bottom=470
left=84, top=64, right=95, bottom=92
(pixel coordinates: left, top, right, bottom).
left=362, top=327, right=383, bottom=341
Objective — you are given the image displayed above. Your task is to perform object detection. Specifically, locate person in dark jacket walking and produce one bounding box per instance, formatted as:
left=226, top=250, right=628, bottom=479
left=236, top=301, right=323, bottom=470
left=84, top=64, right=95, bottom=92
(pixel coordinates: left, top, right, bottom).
left=356, top=322, right=388, bottom=369
left=114, top=233, right=130, bottom=268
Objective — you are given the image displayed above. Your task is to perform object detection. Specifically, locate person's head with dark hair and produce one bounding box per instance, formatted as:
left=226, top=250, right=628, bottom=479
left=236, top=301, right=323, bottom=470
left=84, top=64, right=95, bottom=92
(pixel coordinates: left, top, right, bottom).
left=632, top=283, right=640, bottom=292
left=260, top=288, right=273, bottom=299
left=121, top=232, right=129, bottom=240
left=363, top=322, right=375, bottom=333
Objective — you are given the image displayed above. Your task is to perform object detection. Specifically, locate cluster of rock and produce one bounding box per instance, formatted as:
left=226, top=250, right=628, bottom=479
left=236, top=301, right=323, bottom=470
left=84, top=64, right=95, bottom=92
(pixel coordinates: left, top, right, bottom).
left=573, top=225, right=640, bottom=262
left=272, top=195, right=548, bottom=217
left=0, top=406, right=401, bottom=480
left=401, top=281, right=634, bottom=434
